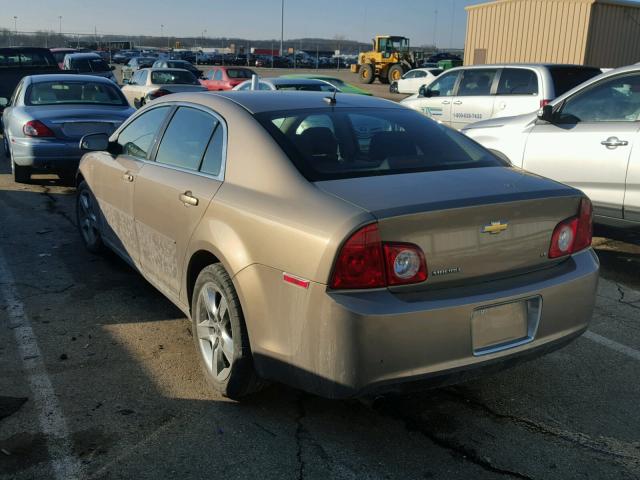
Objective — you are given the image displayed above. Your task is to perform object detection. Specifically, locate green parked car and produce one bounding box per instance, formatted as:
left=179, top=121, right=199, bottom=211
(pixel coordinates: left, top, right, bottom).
left=280, top=74, right=372, bottom=95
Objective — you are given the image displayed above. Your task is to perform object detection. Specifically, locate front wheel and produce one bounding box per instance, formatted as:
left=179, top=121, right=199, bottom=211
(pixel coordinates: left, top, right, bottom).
left=359, top=64, right=374, bottom=84
left=191, top=264, right=264, bottom=399
left=387, top=64, right=404, bottom=84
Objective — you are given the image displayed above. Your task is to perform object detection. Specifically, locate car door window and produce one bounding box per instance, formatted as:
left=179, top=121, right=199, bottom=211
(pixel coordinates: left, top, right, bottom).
left=427, top=72, right=458, bottom=97
left=457, top=69, right=497, bottom=96
left=117, top=106, right=170, bottom=159
left=139, top=70, right=148, bottom=85
left=403, top=71, right=416, bottom=79
left=214, top=70, right=223, bottom=81
left=200, top=123, right=225, bottom=176
left=155, top=107, right=218, bottom=171
left=497, top=69, right=538, bottom=95
left=415, top=71, right=427, bottom=78
left=556, top=73, right=640, bottom=123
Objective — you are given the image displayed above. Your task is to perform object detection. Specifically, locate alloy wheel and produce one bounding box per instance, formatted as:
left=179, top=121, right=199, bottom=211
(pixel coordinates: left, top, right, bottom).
left=195, top=283, right=234, bottom=381
left=78, top=190, right=99, bottom=247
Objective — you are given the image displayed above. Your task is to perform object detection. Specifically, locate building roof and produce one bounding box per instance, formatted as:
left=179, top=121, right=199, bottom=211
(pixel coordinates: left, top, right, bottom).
left=466, top=0, right=640, bottom=11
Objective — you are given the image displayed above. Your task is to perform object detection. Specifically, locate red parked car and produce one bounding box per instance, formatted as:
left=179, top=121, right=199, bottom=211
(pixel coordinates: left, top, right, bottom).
left=200, top=66, right=256, bottom=91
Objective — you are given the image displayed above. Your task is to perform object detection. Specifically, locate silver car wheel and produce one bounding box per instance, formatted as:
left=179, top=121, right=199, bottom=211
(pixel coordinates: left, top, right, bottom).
left=195, top=283, right=234, bottom=381
left=78, top=190, right=99, bottom=246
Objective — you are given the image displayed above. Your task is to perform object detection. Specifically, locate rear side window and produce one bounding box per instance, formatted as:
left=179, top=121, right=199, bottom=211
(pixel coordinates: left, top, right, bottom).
left=548, top=67, right=602, bottom=96
left=457, top=69, right=497, bottom=96
left=155, top=107, right=218, bottom=171
left=117, top=106, right=170, bottom=159
left=200, top=126, right=225, bottom=176
left=497, top=69, right=539, bottom=95
left=256, top=107, right=506, bottom=181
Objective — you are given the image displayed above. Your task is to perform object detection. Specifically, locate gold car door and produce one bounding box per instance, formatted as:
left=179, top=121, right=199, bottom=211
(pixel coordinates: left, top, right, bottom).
left=133, top=105, right=225, bottom=298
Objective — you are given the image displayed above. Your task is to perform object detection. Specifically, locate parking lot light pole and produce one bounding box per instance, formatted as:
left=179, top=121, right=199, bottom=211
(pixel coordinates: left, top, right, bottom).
left=58, top=15, right=62, bottom=35
left=279, top=0, right=284, bottom=56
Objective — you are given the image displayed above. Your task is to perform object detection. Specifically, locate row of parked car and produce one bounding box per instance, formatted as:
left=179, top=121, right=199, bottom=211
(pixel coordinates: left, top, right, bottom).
left=1, top=46, right=639, bottom=229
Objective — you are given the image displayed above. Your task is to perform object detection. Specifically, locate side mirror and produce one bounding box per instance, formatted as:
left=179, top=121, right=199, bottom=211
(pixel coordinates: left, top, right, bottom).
left=0, top=97, right=8, bottom=111
left=80, top=133, right=109, bottom=151
left=538, top=104, right=554, bottom=122
left=420, top=86, right=434, bottom=98
left=110, top=65, right=116, bottom=71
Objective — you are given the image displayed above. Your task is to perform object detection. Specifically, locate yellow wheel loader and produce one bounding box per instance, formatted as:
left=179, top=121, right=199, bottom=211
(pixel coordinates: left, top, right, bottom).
left=351, top=35, right=422, bottom=85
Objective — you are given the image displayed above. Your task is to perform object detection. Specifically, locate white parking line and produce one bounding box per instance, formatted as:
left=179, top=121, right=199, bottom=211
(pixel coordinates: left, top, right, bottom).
left=0, top=251, right=83, bottom=480
left=584, top=330, right=640, bottom=362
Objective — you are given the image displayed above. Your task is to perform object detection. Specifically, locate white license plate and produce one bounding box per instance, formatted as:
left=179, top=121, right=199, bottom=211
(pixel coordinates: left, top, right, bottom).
left=471, top=299, right=537, bottom=355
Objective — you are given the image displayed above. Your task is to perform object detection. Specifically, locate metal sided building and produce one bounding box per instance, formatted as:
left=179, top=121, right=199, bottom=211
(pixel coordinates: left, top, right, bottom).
left=464, top=0, right=640, bottom=68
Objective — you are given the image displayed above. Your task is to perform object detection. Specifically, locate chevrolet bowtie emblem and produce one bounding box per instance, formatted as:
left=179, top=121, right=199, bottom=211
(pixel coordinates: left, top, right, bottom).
left=482, top=221, right=509, bottom=235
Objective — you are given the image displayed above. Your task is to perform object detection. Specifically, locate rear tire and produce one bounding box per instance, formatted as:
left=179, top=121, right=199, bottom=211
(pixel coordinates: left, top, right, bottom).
left=76, top=181, right=105, bottom=254
left=359, top=64, right=375, bottom=84
left=191, top=264, right=264, bottom=399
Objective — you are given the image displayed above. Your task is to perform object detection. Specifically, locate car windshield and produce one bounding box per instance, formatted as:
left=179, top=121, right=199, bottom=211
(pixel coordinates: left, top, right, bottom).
left=255, top=107, right=505, bottom=181
left=70, top=57, right=110, bottom=73
left=137, top=58, right=155, bottom=67
left=151, top=70, right=198, bottom=85
left=26, top=81, right=127, bottom=106
left=168, top=61, right=191, bottom=68
left=227, top=69, right=253, bottom=79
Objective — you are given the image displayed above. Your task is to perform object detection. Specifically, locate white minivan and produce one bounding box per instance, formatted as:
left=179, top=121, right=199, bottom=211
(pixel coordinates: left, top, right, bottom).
left=400, top=64, right=602, bottom=130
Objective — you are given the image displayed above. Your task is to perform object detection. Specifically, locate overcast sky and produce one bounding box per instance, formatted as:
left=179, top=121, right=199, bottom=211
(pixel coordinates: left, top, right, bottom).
left=2, top=0, right=498, bottom=48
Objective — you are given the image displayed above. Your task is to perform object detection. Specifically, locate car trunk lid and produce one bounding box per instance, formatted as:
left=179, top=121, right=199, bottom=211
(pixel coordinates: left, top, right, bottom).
left=316, top=167, right=583, bottom=288
left=23, top=105, right=130, bottom=140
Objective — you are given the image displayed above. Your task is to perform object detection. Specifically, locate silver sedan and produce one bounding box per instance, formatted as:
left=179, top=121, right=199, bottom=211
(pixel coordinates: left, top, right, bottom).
left=1, top=74, right=134, bottom=183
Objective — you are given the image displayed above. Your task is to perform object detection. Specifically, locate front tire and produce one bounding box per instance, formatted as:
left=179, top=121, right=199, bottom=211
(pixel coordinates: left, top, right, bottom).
left=76, top=181, right=104, bottom=253
left=191, top=264, right=263, bottom=399
left=359, top=64, right=374, bottom=84
left=387, top=64, right=404, bottom=84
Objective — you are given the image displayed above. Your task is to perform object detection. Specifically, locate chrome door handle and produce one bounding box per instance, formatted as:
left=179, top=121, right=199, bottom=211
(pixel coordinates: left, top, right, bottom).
left=122, top=173, right=134, bottom=182
left=453, top=100, right=463, bottom=105
left=441, top=100, right=451, bottom=105
left=179, top=191, right=199, bottom=206
left=601, top=137, right=628, bottom=148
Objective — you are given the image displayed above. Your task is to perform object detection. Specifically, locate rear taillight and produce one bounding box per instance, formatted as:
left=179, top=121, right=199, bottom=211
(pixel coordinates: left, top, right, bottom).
left=148, top=88, right=171, bottom=99
left=540, top=99, right=551, bottom=108
left=23, top=120, right=55, bottom=137
left=330, top=224, right=385, bottom=289
left=384, top=243, right=428, bottom=286
left=330, top=223, right=428, bottom=289
left=548, top=198, right=593, bottom=259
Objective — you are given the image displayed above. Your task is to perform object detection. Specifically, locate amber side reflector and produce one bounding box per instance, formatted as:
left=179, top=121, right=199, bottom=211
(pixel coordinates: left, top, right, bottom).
left=283, top=273, right=310, bottom=289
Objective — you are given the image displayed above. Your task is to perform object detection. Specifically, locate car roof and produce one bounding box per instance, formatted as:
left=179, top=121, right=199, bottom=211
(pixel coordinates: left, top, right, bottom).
left=65, top=52, right=101, bottom=59
left=145, top=68, right=191, bottom=73
left=26, top=74, right=117, bottom=84
left=445, top=63, right=600, bottom=72
left=160, top=90, right=403, bottom=114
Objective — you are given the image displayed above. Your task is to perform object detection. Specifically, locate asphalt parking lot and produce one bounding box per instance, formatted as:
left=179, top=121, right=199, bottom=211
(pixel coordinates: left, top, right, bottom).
left=1, top=107, right=640, bottom=479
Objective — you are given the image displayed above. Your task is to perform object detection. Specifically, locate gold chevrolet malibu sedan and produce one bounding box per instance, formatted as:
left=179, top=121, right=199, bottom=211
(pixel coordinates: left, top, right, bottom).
left=76, top=91, right=599, bottom=399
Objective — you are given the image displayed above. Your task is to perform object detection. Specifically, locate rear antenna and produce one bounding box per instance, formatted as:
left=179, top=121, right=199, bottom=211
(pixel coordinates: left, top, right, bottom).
left=323, top=86, right=338, bottom=105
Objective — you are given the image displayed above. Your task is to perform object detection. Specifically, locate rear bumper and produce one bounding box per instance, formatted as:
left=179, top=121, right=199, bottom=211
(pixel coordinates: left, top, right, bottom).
left=10, top=136, right=82, bottom=171
left=238, top=249, right=599, bottom=399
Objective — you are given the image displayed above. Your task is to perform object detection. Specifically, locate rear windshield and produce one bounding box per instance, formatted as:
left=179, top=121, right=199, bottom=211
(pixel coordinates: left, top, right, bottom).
left=227, top=69, right=254, bottom=79
left=255, top=107, right=506, bottom=181
left=549, top=66, right=602, bottom=96
left=151, top=70, right=198, bottom=85
left=275, top=83, right=336, bottom=92
left=0, top=50, right=56, bottom=67
left=53, top=51, right=74, bottom=63
left=26, top=81, right=127, bottom=106
left=70, top=57, right=110, bottom=73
